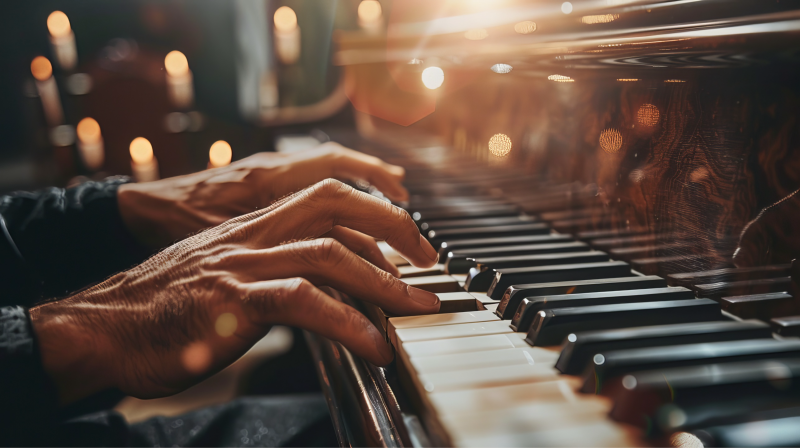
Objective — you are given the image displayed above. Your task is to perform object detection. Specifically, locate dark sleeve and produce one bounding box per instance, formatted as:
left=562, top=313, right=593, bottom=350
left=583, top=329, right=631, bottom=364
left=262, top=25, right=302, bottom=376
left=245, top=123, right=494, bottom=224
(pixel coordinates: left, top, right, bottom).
left=0, top=177, right=152, bottom=306
left=0, top=306, right=59, bottom=446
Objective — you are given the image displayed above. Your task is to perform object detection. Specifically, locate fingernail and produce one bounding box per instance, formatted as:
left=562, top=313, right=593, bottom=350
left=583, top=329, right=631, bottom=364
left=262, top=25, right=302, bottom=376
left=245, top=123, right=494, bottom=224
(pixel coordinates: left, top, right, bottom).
left=419, top=234, right=439, bottom=263
left=409, top=287, right=439, bottom=307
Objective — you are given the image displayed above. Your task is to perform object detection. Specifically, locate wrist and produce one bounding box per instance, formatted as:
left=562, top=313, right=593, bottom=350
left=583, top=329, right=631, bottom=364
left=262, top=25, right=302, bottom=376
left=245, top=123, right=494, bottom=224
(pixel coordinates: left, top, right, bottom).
left=29, top=293, right=117, bottom=405
left=118, top=183, right=178, bottom=249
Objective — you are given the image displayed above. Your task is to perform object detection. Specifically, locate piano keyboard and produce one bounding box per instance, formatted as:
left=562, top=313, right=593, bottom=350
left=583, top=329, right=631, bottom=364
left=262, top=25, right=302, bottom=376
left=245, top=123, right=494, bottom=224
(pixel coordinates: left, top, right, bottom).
left=365, top=171, right=800, bottom=447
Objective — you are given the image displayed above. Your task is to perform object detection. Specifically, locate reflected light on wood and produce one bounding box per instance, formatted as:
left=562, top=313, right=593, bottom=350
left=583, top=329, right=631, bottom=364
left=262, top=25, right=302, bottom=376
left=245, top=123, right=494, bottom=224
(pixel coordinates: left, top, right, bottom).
left=422, top=67, right=444, bottom=89
left=665, top=79, right=686, bottom=83
left=47, top=11, right=71, bottom=38
left=600, top=129, right=623, bottom=154
left=490, top=64, right=512, bottom=74
left=31, top=56, right=53, bottom=81
left=209, top=140, right=233, bottom=168
left=489, top=133, right=512, bottom=157
left=514, top=21, right=537, bottom=34
left=617, top=78, right=639, bottom=82
left=548, top=74, right=574, bottom=83
left=637, top=103, right=660, bottom=127
left=465, top=29, right=488, bottom=40
left=274, top=6, right=298, bottom=32
left=581, top=14, right=619, bottom=24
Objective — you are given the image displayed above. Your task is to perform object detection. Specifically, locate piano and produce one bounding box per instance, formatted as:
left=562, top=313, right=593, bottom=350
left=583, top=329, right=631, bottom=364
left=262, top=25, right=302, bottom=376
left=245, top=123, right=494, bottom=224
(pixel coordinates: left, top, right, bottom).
left=304, top=0, right=800, bottom=446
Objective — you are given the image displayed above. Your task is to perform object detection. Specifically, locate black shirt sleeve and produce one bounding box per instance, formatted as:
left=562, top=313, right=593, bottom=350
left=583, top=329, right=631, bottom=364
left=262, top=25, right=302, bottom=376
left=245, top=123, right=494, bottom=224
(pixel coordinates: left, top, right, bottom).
left=0, top=177, right=152, bottom=306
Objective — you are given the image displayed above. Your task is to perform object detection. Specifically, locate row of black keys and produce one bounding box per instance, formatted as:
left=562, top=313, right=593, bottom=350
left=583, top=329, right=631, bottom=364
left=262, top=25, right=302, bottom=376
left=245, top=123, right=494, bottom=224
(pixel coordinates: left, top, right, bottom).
left=404, top=194, right=800, bottom=444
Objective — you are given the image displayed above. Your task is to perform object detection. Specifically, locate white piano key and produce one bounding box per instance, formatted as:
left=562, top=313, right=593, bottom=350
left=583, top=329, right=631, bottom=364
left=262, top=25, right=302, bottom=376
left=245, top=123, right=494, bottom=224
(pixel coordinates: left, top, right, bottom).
left=398, top=263, right=444, bottom=277
left=483, top=303, right=499, bottom=313
left=418, top=362, right=559, bottom=393
left=403, top=332, right=529, bottom=358
left=396, top=320, right=512, bottom=343
left=436, top=291, right=481, bottom=312
left=389, top=310, right=499, bottom=346
left=411, top=347, right=558, bottom=374
left=450, top=273, right=468, bottom=282
left=377, top=240, right=409, bottom=266
left=453, top=420, right=635, bottom=447
left=428, top=380, right=577, bottom=414
left=400, top=274, right=462, bottom=293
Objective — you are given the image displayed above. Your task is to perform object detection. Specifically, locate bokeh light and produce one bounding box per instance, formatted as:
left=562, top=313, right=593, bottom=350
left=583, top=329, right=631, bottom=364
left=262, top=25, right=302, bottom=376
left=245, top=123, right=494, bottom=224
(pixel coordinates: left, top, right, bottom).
left=464, top=28, right=488, bottom=40
left=637, top=103, right=660, bottom=127
left=209, top=140, right=233, bottom=168
left=274, top=6, right=298, bottom=32
left=31, top=56, right=53, bottom=81
left=215, top=312, right=238, bottom=337
left=47, top=11, right=71, bottom=38
left=421, top=66, right=444, bottom=89
left=581, top=14, right=618, bottom=24
left=358, top=0, right=382, bottom=22
left=164, top=51, right=189, bottom=77
left=129, top=137, right=154, bottom=164
left=514, top=21, right=537, bottom=34
left=76, top=118, right=101, bottom=143
left=490, top=64, right=513, bottom=74
left=489, top=133, right=512, bottom=157
left=600, top=129, right=623, bottom=153
left=181, top=342, right=212, bottom=374
left=561, top=2, right=573, bottom=14
left=548, top=74, right=574, bottom=83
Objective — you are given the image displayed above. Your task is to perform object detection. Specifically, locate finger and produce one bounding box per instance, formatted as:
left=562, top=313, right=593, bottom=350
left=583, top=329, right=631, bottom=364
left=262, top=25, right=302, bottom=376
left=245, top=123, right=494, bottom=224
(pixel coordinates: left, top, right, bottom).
left=239, top=278, right=393, bottom=366
left=322, top=226, right=401, bottom=277
left=232, top=239, right=439, bottom=315
left=239, top=179, right=438, bottom=267
left=324, top=144, right=408, bottom=202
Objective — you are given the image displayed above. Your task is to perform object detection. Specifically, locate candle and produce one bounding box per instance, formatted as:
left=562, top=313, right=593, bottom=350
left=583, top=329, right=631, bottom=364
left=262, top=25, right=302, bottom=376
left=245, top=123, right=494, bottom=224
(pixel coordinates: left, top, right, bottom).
left=164, top=51, right=193, bottom=108
left=47, top=11, right=77, bottom=70
left=274, top=6, right=300, bottom=65
left=129, top=137, right=159, bottom=182
left=358, top=0, right=383, bottom=33
left=76, top=117, right=104, bottom=171
left=208, top=140, right=232, bottom=168
left=31, top=56, right=64, bottom=126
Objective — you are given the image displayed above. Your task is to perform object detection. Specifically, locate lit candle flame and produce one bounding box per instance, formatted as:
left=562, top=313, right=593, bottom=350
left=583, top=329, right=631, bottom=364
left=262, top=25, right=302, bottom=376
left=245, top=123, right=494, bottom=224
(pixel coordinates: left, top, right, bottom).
left=358, top=0, right=382, bottom=22
left=274, top=6, right=298, bottom=33
left=76, top=118, right=101, bottom=144
left=165, top=51, right=189, bottom=78
left=31, top=56, right=53, bottom=82
left=209, top=140, right=232, bottom=167
left=47, top=11, right=71, bottom=38
left=130, top=137, right=154, bottom=164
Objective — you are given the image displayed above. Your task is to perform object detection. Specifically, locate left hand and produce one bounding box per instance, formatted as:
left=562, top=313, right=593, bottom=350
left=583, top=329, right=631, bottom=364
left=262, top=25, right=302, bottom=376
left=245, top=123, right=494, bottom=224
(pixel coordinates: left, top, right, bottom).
left=117, top=142, right=408, bottom=249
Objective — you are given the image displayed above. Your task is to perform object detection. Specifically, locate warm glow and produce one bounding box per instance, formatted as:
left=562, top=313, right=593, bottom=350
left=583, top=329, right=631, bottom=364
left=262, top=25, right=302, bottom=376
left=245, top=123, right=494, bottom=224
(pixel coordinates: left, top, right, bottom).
left=600, top=129, right=623, bottom=153
left=581, top=14, right=619, bottom=24
left=637, top=103, right=660, bottom=126
left=274, top=6, right=298, bottom=32
left=76, top=118, right=101, bottom=143
left=358, top=0, right=382, bottom=22
left=130, top=137, right=154, bottom=164
left=617, top=78, right=639, bottom=82
left=489, top=133, right=512, bottom=157
left=31, top=56, right=53, bottom=81
left=164, top=51, right=189, bottom=77
left=209, top=140, right=233, bottom=167
left=464, top=28, right=488, bottom=40
left=561, top=2, right=573, bottom=14
left=47, top=11, right=71, bottom=38
left=421, top=66, right=444, bottom=89
left=665, top=79, right=686, bottom=83
left=548, top=74, right=574, bottom=83
left=408, top=58, right=423, bottom=65
left=181, top=342, right=212, bottom=374
left=514, top=21, right=537, bottom=34
left=215, top=312, right=238, bottom=337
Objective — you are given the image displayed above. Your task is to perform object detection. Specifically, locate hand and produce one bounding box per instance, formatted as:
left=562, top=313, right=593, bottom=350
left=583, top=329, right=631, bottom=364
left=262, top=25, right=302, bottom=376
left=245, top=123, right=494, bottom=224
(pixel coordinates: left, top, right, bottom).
left=30, top=180, right=438, bottom=404
left=118, top=142, right=408, bottom=249
left=733, top=188, right=800, bottom=267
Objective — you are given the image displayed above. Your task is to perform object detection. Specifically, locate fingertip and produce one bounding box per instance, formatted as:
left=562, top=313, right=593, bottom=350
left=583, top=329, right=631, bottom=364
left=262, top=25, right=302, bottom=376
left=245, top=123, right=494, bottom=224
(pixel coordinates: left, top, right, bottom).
left=418, top=234, right=439, bottom=267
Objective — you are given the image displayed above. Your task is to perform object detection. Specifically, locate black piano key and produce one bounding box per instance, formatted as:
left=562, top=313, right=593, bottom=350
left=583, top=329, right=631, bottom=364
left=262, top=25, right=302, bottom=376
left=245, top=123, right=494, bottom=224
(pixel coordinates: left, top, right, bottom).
left=694, top=277, right=792, bottom=299
left=496, top=275, right=667, bottom=320
left=526, top=298, right=721, bottom=347
left=771, top=315, right=800, bottom=336
left=427, top=222, right=550, bottom=245
left=555, top=320, right=772, bottom=375
left=691, top=407, right=800, bottom=447
left=486, top=261, right=632, bottom=301
left=584, top=338, right=800, bottom=394
left=411, top=204, right=519, bottom=222
left=510, top=287, right=696, bottom=333
left=668, top=264, right=791, bottom=288
left=419, top=215, right=536, bottom=232
left=610, top=360, right=800, bottom=432
left=719, top=292, right=796, bottom=319
left=444, top=241, right=589, bottom=274
left=437, top=234, right=573, bottom=257
left=464, top=252, right=610, bottom=292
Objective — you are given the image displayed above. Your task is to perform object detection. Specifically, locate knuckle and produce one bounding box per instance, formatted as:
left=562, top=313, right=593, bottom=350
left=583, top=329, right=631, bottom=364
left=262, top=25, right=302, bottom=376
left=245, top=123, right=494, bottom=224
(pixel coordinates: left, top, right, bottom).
left=299, top=238, right=347, bottom=266
left=312, top=178, right=350, bottom=200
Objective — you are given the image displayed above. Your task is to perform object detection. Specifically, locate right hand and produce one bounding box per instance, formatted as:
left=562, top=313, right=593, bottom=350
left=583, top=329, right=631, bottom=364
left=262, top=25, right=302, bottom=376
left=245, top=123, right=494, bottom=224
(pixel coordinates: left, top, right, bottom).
left=30, top=180, right=440, bottom=404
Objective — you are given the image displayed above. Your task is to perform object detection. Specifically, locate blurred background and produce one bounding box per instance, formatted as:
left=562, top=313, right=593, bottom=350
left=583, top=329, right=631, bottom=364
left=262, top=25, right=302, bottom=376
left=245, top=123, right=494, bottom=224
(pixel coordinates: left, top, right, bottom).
left=0, top=0, right=392, bottom=194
